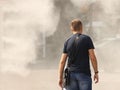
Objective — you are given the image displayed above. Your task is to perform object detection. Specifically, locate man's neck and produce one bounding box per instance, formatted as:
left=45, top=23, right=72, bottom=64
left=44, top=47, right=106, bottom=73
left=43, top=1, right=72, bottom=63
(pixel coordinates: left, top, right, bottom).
left=73, top=31, right=82, bottom=34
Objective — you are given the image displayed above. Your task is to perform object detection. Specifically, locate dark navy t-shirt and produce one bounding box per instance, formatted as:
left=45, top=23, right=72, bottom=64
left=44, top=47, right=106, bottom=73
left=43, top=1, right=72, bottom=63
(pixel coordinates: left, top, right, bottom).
left=63, top=33, right=95, bottom=76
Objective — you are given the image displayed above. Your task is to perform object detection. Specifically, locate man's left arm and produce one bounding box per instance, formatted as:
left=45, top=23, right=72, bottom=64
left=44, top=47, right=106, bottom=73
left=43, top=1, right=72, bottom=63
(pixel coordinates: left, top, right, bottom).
left=58, top=53, right=68, bottom=88
left=89, top=49, right=99, bottom=84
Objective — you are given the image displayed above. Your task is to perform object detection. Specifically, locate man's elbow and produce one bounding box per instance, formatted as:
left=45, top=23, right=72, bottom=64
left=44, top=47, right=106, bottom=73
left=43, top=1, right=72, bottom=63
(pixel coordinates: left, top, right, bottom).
left=60, top=60, right=65, bottom=65
left=90, top=55, right=97, bottom=61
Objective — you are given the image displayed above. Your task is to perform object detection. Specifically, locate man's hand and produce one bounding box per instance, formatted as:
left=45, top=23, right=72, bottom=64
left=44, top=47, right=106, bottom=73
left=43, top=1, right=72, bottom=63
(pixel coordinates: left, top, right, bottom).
left=94, top=73, right=99, bottom=84
left=59, top=79, right=63, bottom=88
left=58, top=54, right=67, bottom=88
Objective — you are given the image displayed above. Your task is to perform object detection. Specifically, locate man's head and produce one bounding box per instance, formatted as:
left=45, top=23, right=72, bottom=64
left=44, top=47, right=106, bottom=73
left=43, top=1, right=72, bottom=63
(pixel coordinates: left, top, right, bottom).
left=70, top=19, right=82, bottom=33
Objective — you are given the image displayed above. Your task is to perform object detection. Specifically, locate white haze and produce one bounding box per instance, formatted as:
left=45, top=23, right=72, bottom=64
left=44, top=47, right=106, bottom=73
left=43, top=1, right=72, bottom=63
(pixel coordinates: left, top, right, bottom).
left=70, top=0, right=96, bottom=12
left=0, top=0, right=60, bottom=76
left=0, top=0, right=120, bottom=90
left=100, top=0, right=119, bottom=14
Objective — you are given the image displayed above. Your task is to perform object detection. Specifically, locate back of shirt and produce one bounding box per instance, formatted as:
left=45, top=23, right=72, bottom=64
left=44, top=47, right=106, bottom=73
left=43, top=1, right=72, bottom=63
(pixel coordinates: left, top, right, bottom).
left=63, top=33, right=95, bottom=76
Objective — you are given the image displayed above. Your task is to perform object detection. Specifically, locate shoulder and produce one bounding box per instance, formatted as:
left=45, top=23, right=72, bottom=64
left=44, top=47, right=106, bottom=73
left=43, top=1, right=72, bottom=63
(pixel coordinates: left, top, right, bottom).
left=81, top=34, right=90, bottom=37
left=80, top=34, right=91, bottom=40
left=64, top=35, right=74, bottom=43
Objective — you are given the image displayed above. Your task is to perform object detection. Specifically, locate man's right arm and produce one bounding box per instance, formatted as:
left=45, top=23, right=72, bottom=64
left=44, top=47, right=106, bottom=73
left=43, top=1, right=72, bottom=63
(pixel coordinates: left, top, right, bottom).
left=89, top=49, right=99, bottom=84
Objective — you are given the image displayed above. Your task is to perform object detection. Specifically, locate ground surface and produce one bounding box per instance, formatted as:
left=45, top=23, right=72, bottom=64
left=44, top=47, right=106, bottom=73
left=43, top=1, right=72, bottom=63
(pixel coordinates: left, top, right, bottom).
left=0, top=69, right=120, bottom=90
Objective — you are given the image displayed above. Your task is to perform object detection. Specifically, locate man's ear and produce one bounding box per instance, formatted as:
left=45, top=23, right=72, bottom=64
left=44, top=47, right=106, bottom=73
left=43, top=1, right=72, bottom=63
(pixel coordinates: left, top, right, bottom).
left=70, top=26, right=73, bottom=30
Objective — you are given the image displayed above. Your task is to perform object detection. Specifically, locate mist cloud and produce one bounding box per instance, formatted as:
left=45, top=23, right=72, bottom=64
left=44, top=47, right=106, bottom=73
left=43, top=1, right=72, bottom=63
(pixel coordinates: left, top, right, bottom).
left=70, top=0, right=96, bottom=13
left=0, top=0, right=60, bottom=76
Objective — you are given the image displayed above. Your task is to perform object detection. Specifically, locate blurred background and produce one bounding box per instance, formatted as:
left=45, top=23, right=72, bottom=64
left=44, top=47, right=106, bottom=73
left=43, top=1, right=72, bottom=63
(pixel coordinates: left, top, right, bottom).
left=0, top=0, right=120, bottom=90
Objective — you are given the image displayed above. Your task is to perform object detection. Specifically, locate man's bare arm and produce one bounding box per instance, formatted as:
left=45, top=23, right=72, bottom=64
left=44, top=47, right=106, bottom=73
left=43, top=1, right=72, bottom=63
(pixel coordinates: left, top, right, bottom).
left=89, top=49, right=99, bottom=83
left=58, top=53, right=68, bottom=87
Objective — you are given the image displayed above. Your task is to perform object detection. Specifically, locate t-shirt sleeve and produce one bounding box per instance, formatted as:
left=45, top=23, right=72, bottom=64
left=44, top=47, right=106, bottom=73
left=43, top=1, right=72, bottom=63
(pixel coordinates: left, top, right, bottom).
left=63, top=41, right=68, bottom=53
left=87, top=36, right=95, bottom=50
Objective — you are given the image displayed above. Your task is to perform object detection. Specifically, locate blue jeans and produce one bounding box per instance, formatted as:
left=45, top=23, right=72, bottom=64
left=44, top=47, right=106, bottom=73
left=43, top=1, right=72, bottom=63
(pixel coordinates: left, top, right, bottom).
left=65, top=72, right=92, bottom=90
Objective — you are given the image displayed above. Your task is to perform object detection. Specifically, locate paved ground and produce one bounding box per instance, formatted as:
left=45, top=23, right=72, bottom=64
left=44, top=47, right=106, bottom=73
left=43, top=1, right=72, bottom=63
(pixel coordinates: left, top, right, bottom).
left=0, top=69, right=120, bottom=90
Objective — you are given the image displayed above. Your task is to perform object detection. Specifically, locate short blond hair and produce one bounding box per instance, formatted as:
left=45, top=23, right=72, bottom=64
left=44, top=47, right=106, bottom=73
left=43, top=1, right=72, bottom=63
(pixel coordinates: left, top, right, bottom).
left=71, top=19, right=82, bottom=31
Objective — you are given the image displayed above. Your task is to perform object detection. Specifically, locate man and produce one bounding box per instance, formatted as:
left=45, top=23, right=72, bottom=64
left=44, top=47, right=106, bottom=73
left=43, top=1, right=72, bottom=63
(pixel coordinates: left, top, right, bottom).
left=58, top=19, right=99, bottom=90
